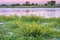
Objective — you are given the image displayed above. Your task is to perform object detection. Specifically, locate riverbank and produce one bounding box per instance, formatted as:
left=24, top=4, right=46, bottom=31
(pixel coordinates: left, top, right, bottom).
left=0, top=5, right=60, bottom=8
left=0, top=15, right=60, bottom=40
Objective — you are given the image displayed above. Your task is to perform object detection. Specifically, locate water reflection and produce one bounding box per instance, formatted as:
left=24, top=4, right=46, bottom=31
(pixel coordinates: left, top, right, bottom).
left=0, top=8, right=60, bottom=18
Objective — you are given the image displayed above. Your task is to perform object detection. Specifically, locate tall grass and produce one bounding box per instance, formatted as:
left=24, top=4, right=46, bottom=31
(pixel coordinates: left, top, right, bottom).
left=0, top=15, right=60, bottom=40
left=0, top=15, right=19, bottom=22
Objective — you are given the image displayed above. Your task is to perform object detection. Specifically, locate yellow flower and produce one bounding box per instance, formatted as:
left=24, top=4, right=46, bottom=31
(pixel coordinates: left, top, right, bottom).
left=30, top=30, right=33, bottom=33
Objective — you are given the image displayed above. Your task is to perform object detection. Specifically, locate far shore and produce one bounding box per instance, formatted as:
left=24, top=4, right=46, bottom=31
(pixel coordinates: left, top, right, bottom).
left=0, top=4, right=60, bottom=8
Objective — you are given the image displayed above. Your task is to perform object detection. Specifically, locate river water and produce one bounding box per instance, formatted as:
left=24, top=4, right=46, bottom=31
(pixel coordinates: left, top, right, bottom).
left=0, top=8, right=60, bottom=18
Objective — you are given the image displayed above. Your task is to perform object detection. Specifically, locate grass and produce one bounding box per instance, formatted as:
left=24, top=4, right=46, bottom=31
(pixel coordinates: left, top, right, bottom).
left=0, top=15, right=60, bottom=40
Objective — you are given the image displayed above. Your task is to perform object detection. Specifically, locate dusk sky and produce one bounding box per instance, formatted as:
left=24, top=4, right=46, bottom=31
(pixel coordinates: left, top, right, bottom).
left=0, top=0, right=60, bottom=4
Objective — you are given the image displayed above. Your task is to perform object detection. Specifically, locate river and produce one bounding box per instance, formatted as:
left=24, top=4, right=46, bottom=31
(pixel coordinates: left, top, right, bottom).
left=0, top=8, right=60, bottom=18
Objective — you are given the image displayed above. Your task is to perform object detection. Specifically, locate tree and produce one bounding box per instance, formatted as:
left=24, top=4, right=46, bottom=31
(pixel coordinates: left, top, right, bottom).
left=35, top=3, right=38, bottom=5
left=25, top=1, right=30, bottom=6
left=47, top=0, right=56, bottom=6
left=1, top=4, right=8, bottom=6
left=11, top=4, right=20, bottom=6
left=11, top=4, right=15, bottom=6
left=16, top=4, right=20, bottom=6
left=45, top=3, right=47, bottom=6
left=26, top=1, right=30, bottom=4
left=31, top=3, right=34, bottom=5
left=22, top=4, right=26, bottom=6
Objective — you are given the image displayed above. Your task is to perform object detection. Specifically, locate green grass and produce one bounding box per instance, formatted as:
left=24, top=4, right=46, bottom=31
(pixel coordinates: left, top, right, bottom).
left=0, top=15, right=60, bottom=40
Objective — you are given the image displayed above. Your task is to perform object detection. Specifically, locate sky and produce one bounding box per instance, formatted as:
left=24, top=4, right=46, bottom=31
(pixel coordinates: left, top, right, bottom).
left=0, top=0, right=60, bottom=4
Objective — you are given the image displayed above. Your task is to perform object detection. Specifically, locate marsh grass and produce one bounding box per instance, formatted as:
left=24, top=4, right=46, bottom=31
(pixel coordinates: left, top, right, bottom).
left=0, top=15, right=60, bottom=40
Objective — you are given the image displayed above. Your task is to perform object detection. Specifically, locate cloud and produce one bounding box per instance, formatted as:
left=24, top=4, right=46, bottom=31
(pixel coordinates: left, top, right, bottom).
left=0, top=0, right=59, bottom=4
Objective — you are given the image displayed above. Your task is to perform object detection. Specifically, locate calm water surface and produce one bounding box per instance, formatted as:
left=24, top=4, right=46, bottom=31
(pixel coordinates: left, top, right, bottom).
left=0, top=8, right=60, bottom=18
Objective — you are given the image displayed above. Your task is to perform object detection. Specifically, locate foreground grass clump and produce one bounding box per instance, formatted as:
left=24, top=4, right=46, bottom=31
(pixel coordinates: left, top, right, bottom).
left=0, top=15, right=19, bottom=22
left=0, top=15, right=60, bottom=40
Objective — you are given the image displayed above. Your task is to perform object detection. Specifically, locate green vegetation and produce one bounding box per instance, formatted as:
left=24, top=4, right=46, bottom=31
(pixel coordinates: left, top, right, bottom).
left=0, top=15, right=60, bottom=40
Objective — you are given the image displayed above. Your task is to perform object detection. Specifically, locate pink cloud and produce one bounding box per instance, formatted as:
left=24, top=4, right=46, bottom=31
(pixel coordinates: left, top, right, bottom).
left=0, top=0, right=59, bottom=4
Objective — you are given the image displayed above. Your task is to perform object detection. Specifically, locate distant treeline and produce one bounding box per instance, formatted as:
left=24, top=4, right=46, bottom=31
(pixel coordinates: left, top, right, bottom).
left=0, top=1, right=38, bottom=6
left=0, top=1, right=56, bottom=6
